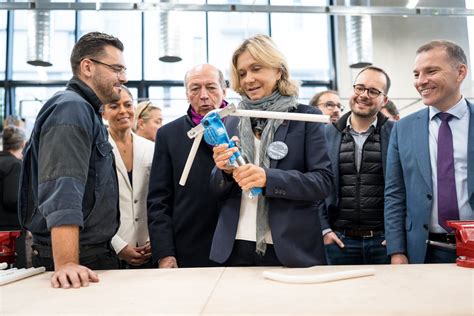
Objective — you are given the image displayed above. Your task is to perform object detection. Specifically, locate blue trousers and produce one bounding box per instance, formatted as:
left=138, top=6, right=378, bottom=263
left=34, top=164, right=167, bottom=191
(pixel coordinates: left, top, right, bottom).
left=424, top=244, right=457, bottom=263
left=325, top=231, right=390, bottom=265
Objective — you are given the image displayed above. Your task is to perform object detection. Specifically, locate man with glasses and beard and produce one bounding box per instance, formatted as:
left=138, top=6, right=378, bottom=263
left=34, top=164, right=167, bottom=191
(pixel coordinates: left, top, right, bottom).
left=19, top=32, right=127, bottom=288
left=309, top=90, right=344, bottom=123
left=319, top=66, right=394, bottom=265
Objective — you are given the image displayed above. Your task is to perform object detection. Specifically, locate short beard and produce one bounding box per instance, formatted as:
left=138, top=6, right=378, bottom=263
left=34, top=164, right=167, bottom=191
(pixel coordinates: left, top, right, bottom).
left=351, top=107, right=378, bottom=119
left=349, top=99, right=379, bottom=119
left=92, top=74, right=120, bottom=104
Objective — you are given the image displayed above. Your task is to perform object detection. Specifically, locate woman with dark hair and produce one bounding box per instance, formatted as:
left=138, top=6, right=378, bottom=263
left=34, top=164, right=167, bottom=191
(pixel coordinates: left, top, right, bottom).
left=0, top=125, right=27, bottom=231
left=102, top=85, right=155, bottom=268
left=210, top=35, right=333, bottom=267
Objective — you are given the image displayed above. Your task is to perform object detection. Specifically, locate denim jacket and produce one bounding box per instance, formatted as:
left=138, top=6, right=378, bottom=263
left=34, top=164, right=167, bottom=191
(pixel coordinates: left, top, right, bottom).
left=19, top=77, right=119, bottom=246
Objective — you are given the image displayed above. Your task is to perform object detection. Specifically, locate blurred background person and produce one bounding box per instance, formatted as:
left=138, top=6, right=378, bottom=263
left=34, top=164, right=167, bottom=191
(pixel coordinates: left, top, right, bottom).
left=210, top=35, right=333, bottom=267
left=1, top=125, right=27, bottom=230
left=0, top=125, right=27, bottom=267
left=380, top=99, right=400, bottom=121
left=309, top=90, right=344, bottom=123
left=134, top=101, right=163, bottom=142
left=102, top=85, right=154, bottom=268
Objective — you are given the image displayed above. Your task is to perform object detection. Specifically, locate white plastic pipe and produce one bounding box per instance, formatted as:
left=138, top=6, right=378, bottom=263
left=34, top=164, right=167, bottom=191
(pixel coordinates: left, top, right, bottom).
left=0, top=267, right=46, bottom=286
left=179, top=132, right=203, bottom=186
left=231, top=110, right=330, bottom=123
left=262, top=268, right=375, bottom=284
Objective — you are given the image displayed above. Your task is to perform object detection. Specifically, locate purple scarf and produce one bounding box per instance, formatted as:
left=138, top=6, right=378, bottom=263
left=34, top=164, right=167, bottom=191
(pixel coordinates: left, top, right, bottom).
left=189, top=100, right=228, bottom=126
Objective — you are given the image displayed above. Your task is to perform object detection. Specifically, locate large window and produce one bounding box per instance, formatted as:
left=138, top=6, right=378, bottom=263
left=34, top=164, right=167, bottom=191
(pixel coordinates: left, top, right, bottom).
left=271, top=0, right=326, bottom=5
left=15, top=86, right=63, bottom=135
left=149, top=86, right=187, bottom=124
left=144, top=11, right=207, bottom=80
left=78, top=10, right=142, bottom=80
left=0, top=11, right=6, bottom=80
left=208, top=12, right=269, bottom=78
left=271, top=13, right=330, bottom=81
left=0, top=88, right=4, bottom=128
left=12, top=10, right=75, bottom=81
left=3, top=2, right=335, bottom=129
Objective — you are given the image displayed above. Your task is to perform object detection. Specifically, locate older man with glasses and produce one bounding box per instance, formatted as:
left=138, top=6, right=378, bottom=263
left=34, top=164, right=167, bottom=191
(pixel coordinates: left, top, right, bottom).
left=309, top=90, right=344, bottom=123
left=319, top=66, right=394, bottom=265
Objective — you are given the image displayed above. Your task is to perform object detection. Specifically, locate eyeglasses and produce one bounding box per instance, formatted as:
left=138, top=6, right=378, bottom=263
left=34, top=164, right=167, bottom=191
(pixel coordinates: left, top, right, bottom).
left=353, top=84, right=385, bottom=99
left=317, top=101, right=344, bottom=112
left=88, top=58, right=127, bottom=76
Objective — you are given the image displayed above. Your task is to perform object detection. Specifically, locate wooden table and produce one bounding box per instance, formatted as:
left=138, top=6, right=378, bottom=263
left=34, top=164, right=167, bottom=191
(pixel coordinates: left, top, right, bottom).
left=1, top=264, right=473, bottom=315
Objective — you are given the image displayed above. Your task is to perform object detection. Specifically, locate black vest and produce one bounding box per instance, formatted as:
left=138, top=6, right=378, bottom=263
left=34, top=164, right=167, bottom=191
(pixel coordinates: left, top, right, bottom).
left=334, top=127, right=385, bottom=231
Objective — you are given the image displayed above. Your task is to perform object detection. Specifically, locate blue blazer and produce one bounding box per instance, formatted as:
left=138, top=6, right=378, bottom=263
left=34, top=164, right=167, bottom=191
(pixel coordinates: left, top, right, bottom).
left=384, top=100, right=474, bottom=263
left=209, top=104, right=334, bottom=268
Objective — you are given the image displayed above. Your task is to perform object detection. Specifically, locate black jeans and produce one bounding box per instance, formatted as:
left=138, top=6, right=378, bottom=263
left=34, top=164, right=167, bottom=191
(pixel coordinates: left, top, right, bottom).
left=32, top=242, right=120, bottom=271
left=224, top=240, right=281, bottom=266
left=119, top=259, right=155, bottom=269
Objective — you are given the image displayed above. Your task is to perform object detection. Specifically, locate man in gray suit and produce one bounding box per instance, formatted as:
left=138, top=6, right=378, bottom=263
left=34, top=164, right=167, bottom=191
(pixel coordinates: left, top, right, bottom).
left=385, top=40, right=474, bottom=264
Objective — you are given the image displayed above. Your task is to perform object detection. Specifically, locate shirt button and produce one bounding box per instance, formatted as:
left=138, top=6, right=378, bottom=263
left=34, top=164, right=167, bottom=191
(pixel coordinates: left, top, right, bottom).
left=134, top=200, right=138, bottom=204
left=426, top=194, right=432, bottom=200
left=423, top=224, right=429, bottom=230
left=135, top=218, right=139, bottom=222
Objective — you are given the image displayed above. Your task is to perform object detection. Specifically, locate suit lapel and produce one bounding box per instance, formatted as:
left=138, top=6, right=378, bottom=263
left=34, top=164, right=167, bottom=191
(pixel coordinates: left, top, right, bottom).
left=414, top=109, right=432, bottom=190
left=132, top=134, right=145, bottom=192
left=270, top=120, right=290, bottom=169
left=109, top=134, right=132, bottom=191
left=467, top=101, right=474, bottom=203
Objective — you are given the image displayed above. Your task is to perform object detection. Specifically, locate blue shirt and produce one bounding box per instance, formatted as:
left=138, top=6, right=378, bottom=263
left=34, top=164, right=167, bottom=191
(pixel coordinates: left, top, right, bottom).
left=428, top=98, right=474, bottom=233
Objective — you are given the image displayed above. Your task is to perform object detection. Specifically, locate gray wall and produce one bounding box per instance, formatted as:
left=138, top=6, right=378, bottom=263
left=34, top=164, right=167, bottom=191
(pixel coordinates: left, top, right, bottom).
left=335, top=0, right=471, bottom=116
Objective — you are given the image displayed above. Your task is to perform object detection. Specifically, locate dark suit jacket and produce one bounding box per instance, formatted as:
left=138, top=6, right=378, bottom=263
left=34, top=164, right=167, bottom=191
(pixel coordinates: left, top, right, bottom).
left=147, top=113, right=220, bottom=267
left=385, top=100, right=474, bottom=263
left=209, top=104, right=334, bottom=267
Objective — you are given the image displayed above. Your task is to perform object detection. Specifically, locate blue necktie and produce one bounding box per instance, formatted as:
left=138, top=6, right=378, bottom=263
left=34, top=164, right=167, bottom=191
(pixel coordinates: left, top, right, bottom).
left=437, top=112, right=459, bottom=232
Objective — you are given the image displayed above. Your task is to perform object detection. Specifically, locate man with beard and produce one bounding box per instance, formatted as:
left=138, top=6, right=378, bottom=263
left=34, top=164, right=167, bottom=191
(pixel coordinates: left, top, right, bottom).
left=147, top=64, right=227, bottom=268
left=19, top=32, right=127, bottom=288
left=309, top=90, right=343, bottom=123
left=319, top=66, right=394, bottom=265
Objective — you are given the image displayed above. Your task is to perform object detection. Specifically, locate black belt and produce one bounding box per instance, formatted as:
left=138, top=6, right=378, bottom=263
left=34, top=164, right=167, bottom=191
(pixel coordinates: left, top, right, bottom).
left=336, top=229, right=384, bottom=238
left=33, top=242, right=112, bottom=258
left=428, top=233, right=456, bottom=244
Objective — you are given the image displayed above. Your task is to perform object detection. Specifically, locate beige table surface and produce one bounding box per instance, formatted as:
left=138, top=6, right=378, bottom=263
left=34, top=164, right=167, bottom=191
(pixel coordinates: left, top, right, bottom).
left=1, top=264, right=473, bottom=315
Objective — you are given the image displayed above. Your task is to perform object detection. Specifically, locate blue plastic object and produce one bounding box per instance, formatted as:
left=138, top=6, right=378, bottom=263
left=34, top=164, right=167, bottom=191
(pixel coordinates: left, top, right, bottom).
left=202, top=112, right=262, bottom=198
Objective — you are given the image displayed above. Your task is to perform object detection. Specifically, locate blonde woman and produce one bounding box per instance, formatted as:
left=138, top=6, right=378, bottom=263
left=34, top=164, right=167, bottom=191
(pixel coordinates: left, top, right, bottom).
left=102, top=86, right=155, bottom=268
left=134, top=101, right=163, bottom=142
left=210, top=35, right=333, bottom=267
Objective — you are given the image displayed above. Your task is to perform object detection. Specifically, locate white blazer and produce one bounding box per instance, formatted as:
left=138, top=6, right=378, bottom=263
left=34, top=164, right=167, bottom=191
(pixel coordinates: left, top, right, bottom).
left=109, top=132, right=155, bottom=254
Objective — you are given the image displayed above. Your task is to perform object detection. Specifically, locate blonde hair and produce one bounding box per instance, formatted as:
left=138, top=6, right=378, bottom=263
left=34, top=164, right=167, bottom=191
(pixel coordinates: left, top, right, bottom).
left=230, top=34, right=299, bottom=97
left=134, top=101, right=162, bottom=132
